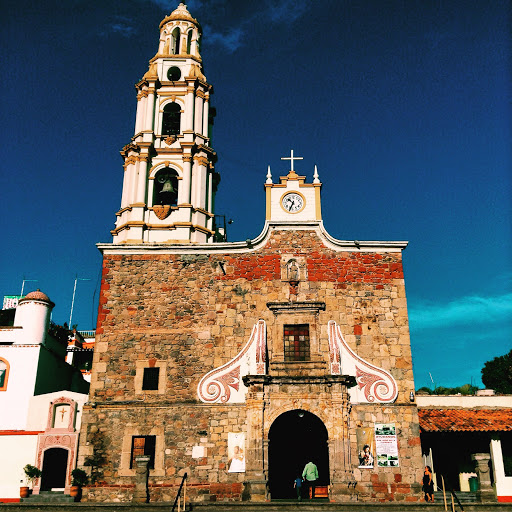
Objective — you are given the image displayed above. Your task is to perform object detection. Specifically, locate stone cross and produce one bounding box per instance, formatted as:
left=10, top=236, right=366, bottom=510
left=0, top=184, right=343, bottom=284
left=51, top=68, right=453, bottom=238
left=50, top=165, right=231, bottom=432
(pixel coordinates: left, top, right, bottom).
left=281, top=149, right=303, bottom=173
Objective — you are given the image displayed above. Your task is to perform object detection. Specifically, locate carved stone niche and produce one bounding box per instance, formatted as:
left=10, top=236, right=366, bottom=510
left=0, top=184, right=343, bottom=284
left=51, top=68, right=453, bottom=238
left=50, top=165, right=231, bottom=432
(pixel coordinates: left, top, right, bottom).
left=266, top=301, right=326, bottom=377
left=280, top=255, right=307, bottom=282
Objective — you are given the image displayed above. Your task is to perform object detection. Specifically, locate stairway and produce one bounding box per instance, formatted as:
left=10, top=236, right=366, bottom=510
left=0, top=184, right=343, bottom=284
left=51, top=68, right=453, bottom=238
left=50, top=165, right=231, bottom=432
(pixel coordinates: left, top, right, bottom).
left=433, top=490, right=478, bottom=503
left=20, top=490, right=74, bottom=503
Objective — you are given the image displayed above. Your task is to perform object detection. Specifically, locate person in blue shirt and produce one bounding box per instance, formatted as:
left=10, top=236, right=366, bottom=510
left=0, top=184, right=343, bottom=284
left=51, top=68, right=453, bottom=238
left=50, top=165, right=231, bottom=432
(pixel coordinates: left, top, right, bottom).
left=293, top=475, right=303, bottom=500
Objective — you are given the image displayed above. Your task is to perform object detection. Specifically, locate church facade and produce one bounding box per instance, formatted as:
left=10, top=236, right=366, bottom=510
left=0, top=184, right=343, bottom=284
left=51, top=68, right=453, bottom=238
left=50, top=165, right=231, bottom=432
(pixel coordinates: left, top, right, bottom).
left=78, top=4, right=423, bottom=503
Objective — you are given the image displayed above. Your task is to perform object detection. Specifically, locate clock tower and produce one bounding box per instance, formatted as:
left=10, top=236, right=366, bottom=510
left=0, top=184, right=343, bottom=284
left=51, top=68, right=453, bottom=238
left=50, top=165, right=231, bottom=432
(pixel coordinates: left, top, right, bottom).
left=112, top=3, right=219, bottom=244
left=265, top=150, right=322, bottom=224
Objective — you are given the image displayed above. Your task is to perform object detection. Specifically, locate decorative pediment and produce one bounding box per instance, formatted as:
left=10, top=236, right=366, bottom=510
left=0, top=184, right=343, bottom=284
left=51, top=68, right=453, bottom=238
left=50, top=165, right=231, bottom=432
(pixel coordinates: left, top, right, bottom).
left=197, top=320, right=267, bottom=404
left=328, top=320, right=398, bottom=403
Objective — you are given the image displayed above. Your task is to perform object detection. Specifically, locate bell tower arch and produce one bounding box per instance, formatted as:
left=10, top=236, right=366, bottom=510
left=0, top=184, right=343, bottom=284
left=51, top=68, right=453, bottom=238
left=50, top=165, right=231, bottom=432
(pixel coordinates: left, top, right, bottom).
left=112, top=3, right=219, bottom=244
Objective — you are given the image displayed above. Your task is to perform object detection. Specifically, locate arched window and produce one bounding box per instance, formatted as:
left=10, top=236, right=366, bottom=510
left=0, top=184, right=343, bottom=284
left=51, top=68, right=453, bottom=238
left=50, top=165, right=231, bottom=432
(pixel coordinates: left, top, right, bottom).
left=171, top=27, right=180, bottom=54
left=154, top=168, right=178, bottom=206
left=162, top=102, right=181, bottom=136
left=187, top=30, right=193, bottom=54
left=0, top=358, right=9, bottom=391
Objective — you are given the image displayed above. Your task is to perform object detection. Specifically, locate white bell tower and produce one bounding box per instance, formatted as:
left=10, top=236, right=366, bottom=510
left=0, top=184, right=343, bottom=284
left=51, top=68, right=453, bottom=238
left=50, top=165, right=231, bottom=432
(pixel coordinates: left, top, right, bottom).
left=112, top=3, right=219, bottom=244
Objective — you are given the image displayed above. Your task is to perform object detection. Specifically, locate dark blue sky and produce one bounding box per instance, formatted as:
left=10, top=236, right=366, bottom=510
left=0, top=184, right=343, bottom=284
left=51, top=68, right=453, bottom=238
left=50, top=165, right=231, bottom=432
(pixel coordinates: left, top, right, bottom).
left=1, top=0, right=510, bottom=389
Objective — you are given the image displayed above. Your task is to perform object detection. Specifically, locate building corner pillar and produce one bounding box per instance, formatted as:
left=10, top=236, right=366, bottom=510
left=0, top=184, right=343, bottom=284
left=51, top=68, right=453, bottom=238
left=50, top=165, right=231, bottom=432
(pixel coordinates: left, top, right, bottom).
left=472, top=453, right=496, bottom=502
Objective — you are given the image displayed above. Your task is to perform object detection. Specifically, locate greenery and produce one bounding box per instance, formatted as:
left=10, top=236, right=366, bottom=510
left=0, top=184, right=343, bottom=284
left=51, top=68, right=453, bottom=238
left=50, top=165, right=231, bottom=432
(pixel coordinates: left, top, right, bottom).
left=23, top=464, right=42, bottom=486
left=481, top=349, right=512, bottom=394
left=416, top=383, right=479, bottom=395
left=71, top=468, right=88, bottom=486
left=47, top=321, right=72, bottom=345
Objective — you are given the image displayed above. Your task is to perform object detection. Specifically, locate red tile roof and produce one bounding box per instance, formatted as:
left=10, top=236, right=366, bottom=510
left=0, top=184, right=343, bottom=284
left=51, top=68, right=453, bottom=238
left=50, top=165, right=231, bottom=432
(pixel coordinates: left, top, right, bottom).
left=419, top=408, right=512, bottom=432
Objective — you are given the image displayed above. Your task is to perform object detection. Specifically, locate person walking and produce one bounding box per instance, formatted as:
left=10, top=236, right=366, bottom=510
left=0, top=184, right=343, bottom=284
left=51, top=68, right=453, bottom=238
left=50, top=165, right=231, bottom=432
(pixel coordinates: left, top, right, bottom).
left=302, top=460, right=318, bottom=499
left=293, top=475, right=303, bottom=501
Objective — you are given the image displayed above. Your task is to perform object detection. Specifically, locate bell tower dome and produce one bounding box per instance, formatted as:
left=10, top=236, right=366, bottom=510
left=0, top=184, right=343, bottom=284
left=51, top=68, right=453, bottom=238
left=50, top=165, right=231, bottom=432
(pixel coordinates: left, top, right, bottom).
left=112, top=3, right=219, bottom=244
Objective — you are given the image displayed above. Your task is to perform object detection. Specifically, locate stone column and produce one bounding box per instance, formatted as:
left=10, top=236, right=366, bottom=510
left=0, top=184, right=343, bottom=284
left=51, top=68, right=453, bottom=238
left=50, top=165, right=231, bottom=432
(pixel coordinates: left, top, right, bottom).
left=132, top=455, right=150, bottom=503
left=243, top=380, right=267, bottom=502
left=471, top=453, right=496, bottom=502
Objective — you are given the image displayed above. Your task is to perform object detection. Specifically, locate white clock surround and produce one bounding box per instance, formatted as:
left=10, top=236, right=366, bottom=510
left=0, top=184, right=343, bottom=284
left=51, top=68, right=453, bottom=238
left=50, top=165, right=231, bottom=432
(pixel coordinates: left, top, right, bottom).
left=265, top=151, right=321, bottom=223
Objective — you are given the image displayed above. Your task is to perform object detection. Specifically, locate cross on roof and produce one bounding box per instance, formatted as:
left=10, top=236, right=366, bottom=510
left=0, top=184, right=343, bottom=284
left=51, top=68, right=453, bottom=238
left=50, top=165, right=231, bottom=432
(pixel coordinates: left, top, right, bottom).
left=281, top=149, right=303, bottom=173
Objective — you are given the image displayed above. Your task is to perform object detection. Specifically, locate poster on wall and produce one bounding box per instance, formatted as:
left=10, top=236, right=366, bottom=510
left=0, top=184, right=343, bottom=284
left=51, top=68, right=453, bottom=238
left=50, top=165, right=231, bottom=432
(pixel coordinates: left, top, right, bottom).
left=227, top=432, right=246, bottom=473
left=356, top=428, right=375, bottom=468
left=375, top=423, right=399, bottom=467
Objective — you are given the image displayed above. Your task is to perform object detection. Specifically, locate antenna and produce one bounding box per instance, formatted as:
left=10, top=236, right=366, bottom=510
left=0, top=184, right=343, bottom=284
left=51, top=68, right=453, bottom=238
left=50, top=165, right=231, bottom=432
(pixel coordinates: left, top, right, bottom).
left=69, top=275, right=92, bottom=328
left=20, top=278, right=38, bottom=297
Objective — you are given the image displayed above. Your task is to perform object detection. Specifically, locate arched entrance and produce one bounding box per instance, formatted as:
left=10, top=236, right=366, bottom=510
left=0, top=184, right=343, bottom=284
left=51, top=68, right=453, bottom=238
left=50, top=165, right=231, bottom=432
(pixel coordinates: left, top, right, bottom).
left=40, top=448, right=68, bottom=490
left=268, top=409, right=329, bottom=499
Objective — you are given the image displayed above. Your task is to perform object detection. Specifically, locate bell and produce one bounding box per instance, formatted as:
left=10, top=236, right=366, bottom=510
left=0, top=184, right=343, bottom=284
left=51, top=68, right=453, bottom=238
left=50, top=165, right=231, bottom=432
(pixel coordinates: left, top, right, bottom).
left=161, top=180, right=175, bottom=193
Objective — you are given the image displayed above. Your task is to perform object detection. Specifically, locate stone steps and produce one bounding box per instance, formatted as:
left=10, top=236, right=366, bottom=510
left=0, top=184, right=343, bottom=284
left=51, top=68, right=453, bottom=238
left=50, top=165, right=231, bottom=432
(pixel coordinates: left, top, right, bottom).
left=433, top=490, right=478, bottom=503
left=2, top=501, right=512, bottom=512
left=20, top=491, right=75, bottom=503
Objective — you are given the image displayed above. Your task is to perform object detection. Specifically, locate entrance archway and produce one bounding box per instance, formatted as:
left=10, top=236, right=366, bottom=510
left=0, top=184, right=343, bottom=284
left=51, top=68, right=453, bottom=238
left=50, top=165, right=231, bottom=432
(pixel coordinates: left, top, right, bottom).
left=268, top=409, right=329, bottom=499
left=40, top=448, right=68, bottom=490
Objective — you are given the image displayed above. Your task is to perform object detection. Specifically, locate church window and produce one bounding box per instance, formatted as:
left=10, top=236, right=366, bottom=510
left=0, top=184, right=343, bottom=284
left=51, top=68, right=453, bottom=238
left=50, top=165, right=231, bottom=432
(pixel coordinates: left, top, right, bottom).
left=0, top=359, right=9, bottom=391
left=142, top=367, right=160, bottom=391
left=162, top=102, right=181, bottom=136
left=283, top=325, right=310, bottom=361
left=153, top=168, right=178, bottom=206
left=130, top=435, right=156, bottom=469
left=171, top=27, right=180, bottom=54
left=186, top=29, right=192, bottom=54
left=167, top=66, right=181, bottom=81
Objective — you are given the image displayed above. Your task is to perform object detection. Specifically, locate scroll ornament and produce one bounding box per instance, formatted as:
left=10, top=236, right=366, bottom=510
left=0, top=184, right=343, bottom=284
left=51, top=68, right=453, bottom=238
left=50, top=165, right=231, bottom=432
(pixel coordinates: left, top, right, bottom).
left=197, top=320, right=266, bottom=404
left=328, top=320, right=398, bottom=403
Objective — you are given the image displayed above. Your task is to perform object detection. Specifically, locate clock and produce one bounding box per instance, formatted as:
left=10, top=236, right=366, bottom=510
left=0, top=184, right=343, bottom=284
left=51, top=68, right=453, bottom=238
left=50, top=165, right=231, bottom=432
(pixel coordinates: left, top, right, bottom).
left=281, top=192, right=304, bottom=213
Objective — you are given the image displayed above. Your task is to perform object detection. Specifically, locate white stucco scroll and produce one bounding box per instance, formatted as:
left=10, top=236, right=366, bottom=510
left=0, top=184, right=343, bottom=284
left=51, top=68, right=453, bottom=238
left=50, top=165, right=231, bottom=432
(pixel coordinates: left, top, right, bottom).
left=197, top=320, right=266, bottom=404
left=328, top=320, right=398, bottom=403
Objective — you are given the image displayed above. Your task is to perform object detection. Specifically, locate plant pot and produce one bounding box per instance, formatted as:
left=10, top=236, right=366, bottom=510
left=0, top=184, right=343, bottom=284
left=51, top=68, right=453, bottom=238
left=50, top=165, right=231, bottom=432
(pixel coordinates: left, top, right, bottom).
left=70, top=485, right=83, bottom=501
left=20, top=486, right=29, bottom=498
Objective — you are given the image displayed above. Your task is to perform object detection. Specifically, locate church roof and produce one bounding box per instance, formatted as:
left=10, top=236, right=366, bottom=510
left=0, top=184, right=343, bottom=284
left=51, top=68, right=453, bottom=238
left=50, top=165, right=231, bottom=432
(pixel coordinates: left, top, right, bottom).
left=160, top=3, right=200, bottom=30
left=419, top=408, right=512, bottom=432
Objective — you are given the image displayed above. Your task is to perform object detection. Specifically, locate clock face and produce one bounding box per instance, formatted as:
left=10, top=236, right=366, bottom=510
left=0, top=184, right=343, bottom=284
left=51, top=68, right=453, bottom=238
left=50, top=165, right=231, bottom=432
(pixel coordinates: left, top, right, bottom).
left=281, top=192, right=304, bottom=213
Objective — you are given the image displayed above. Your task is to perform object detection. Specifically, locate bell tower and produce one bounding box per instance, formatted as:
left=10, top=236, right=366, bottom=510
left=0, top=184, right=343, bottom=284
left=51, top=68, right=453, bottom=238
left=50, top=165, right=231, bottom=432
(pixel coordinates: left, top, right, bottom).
left=112, top=3, right=219, bottom=244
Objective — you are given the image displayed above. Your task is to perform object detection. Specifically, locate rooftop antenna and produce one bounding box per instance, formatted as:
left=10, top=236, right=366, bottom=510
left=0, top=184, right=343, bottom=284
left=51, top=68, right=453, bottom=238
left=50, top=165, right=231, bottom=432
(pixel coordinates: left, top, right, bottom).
left=20, top=278, right=38, bottom=297
left=429, top=372, right=436, bottom=393
left=69, top=275, right=91, bottom=328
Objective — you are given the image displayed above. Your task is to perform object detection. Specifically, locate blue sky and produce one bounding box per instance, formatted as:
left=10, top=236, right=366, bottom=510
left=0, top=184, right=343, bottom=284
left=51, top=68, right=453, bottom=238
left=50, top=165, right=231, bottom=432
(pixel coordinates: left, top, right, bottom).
left=1, top=0, right=510, bottom=390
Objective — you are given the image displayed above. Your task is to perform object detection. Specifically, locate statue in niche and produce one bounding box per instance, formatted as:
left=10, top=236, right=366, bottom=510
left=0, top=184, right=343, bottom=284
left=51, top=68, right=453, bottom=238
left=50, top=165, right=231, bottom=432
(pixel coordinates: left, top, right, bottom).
left=287, top=259, right=300, bottom=282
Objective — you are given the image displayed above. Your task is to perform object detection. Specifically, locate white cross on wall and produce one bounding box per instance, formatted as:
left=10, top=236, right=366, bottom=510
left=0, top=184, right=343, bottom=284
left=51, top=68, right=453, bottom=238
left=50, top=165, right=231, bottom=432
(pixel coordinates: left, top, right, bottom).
left=281, top=149, right=303, bottom=173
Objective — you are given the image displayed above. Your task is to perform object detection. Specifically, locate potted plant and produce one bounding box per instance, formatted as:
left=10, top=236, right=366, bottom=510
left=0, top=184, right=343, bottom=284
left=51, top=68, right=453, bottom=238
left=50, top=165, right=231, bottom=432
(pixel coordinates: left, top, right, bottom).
left=21, top=464, right=42, bottom=498
left=70, top=468, right=88, bottom=501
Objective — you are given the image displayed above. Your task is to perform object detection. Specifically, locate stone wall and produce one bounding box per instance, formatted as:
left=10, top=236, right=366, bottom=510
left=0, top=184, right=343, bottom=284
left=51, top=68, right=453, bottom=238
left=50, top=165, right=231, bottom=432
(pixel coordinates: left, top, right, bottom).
left=79, top=229, right=423, bottom=502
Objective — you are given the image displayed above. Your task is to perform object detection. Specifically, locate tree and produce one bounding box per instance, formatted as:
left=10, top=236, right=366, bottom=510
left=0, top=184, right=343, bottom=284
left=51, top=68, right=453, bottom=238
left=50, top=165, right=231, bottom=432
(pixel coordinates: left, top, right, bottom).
left=481, top=349, right=512, bottom=394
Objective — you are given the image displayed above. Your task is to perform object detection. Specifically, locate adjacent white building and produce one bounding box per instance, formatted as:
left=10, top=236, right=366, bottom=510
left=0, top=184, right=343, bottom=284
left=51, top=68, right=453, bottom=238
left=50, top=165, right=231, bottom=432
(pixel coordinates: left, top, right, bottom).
left=0, top=290, right=89, bottom=501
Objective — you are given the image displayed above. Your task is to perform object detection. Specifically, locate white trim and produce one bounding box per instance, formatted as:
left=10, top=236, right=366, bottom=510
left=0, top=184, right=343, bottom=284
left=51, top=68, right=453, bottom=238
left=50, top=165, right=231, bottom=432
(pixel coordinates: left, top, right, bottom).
left=98, top=220, right=408, bottom=255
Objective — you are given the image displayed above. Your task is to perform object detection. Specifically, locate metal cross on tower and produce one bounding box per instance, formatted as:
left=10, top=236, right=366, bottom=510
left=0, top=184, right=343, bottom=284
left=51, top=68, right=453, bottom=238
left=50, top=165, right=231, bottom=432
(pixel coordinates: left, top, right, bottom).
left=281, top=149, right=303, bottom=173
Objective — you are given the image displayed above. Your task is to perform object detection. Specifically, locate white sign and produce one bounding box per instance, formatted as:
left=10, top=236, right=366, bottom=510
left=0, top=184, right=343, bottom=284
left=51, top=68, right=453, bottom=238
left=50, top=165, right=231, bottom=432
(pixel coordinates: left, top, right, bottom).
left=375, top=423, right=399, bottom=467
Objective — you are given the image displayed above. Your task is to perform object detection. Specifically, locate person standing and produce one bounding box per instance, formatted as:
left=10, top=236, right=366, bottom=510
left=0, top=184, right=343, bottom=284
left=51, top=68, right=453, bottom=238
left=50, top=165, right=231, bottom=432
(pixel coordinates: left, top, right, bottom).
left=422, top=466, right=434, bottom=502
left=302, top=460, right=319, bottom=499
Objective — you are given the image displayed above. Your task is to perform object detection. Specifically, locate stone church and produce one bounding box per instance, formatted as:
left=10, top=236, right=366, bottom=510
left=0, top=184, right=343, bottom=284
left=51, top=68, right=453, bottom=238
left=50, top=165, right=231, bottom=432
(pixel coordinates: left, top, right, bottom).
left=79, top=3, right=423, bottom=503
